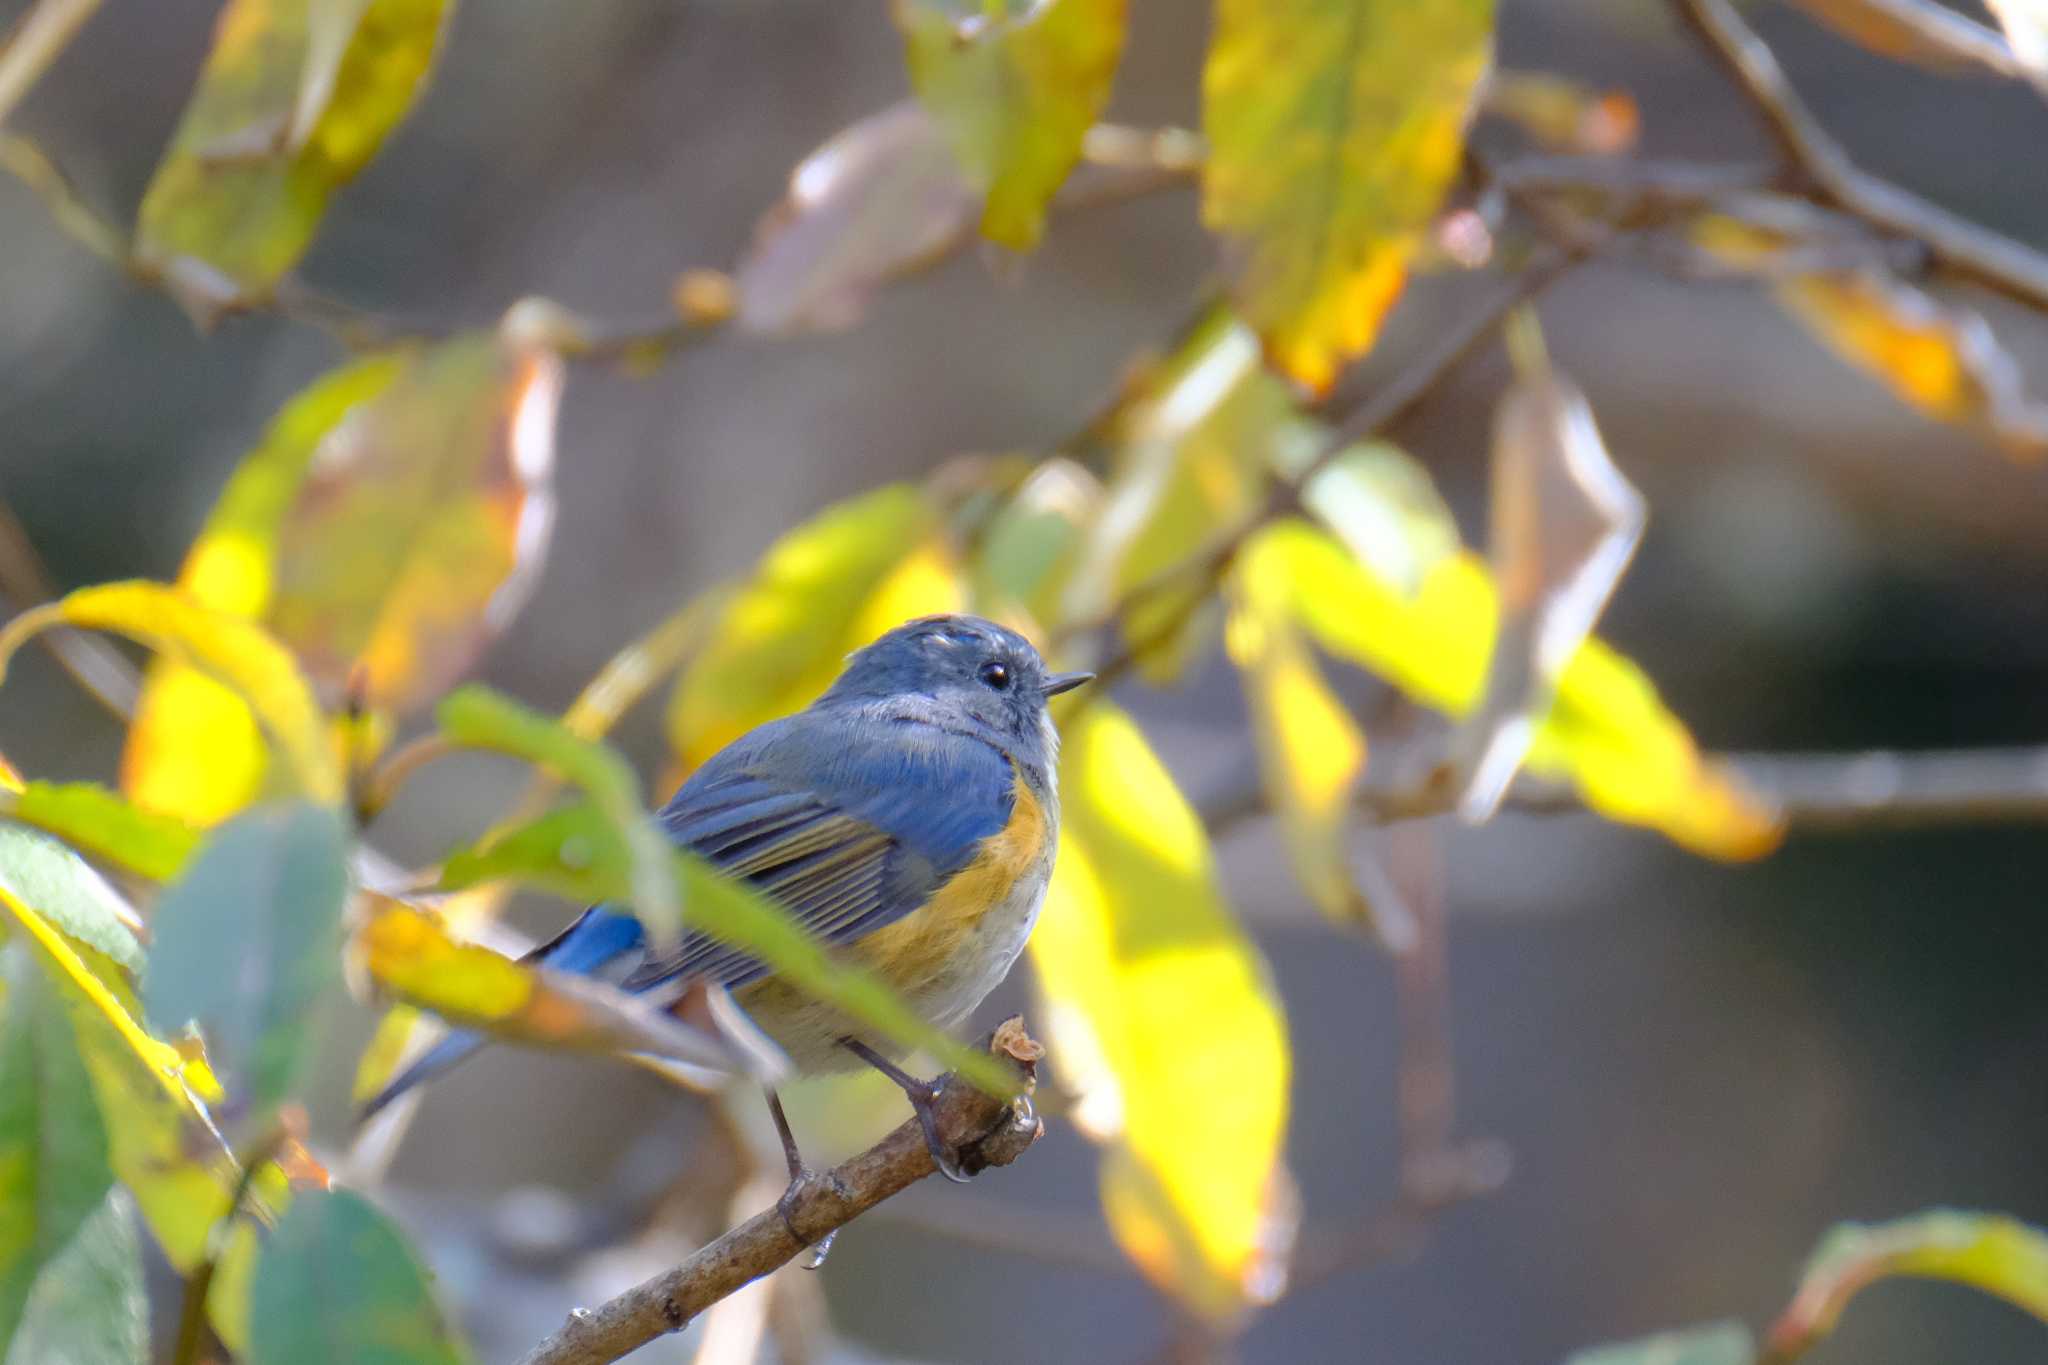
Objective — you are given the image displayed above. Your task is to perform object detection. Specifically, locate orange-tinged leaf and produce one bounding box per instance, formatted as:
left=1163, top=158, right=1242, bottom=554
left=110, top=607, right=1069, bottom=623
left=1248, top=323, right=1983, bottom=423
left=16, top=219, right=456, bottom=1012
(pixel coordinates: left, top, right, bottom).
left=736, top=102, right=978, bottom=333
left=133, top=0, right=454, bottom=318
left=1228, top=530, right=1410, bottom=946
left=1255, top=521, right=1782, bottom=859
left=666, top=484, right=966, bottom=772
left=897, top=0, right=1129, bottom=250
left=356, top=898, right=764, bottom=1077
left=1769, top=1210, right=2048, bottom=1357
left=1031, top=702, right=1294, bottom=1321
left=1694, top=216, right=2048, bottom=462
left=0, top=582, right=340, bottom=808
left=1786, top=0, right=2034, bottom=82
left=1202, top=0, right=1494, bottom=390
left=265, top=331, right=562, bottom=711
left=1483, top=71, right=1639, bottom=154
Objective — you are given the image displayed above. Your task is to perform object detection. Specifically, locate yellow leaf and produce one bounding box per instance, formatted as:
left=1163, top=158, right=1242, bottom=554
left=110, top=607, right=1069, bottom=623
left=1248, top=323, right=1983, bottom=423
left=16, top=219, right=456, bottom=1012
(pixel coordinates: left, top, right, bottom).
left=1202, top=0, right=1494, bottom=390
left=133, top=0, right=454, bottom=318
left=1693, top=215, right=2048, bottom=462
left=1227, top=536, right=1406, bottom=944
left=0, top=882, right=235, bottom=1270
left=0, top=583, right=340, bottom=809
left=0, top=751, right=20, bottom=793
left=898, top=0, right=1129, bottom=250
left=1254, top=520, right=1782, bottom=859
left=1031, top=702, right=1294, bottom=1321
left=666, top=484, right=966, bottom=772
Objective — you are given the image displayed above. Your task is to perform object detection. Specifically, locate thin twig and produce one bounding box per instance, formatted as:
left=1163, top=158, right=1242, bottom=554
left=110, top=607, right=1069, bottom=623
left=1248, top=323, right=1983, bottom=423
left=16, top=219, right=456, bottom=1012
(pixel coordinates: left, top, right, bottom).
left=515, top=1022, right=1044, bottom=1365
left=0, top=498, right=138, bottom=718
left=0, top=0, right=102, bottom=130
left=1673, top=0, right=2048, bottom=312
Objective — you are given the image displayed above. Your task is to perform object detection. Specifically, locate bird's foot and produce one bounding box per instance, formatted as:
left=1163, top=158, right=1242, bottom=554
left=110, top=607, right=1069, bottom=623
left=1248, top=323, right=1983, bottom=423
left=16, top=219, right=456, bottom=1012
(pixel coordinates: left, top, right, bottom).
left=905, top=1080, right=974, bottom=1184
left=776, top=1166, right=842, bottom=1269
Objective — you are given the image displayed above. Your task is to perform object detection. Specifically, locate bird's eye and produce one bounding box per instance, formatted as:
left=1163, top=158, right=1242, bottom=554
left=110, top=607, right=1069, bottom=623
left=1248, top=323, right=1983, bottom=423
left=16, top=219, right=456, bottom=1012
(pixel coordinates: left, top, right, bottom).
left=978, top=660, right=1011, bottom=691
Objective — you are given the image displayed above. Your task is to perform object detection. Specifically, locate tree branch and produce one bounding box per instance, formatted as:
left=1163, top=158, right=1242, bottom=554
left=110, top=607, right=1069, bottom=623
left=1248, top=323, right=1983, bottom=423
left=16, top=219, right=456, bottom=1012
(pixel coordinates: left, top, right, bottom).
left=1672, top=0, right=2048, bottom=312
left=515, top=1021, right=1044, bottom=1365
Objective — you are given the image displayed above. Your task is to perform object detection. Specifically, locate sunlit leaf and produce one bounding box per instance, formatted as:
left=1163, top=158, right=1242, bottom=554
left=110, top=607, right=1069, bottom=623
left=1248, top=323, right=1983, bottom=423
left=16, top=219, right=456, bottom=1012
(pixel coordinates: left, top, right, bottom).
left=1483, top=71, right=1639, bottom=154
left=266, top=330, right=563, bottom=712
left=0, top=783, right=200, bottom=883
left=124, top=354, right=399, bottom=823
left=0, top=582, right=341, bottom=808
left=0, top=948, right=113, bottom=1352
left=134, top=0, right=454, bottom=318
left=248, top=1188, right=469, bottom=1365
left=144, top=802, right=349, bottom=1116
left=1227, top=533, right=1408, bottom=946
left=0, top=884, right=235, bottom=1271
left=1564, top=1321, right=1754, bottom=1365
left=2, top=1187, right=146, bottom=1365
left=1694, top=216, right=2048, bottom=462
left=355, top=897, right=762, bottom=1077
left=1786, top=0, right=2035, bottom=83
left=436, top=685, right=679, bottom=948
left=897, top=0, right=1129, bottom=250
left=1032, top=702, right=1294, bottom=1321
left=1252, top=520, right=1782, bottom=858
left=1064, top=310, right=1284, bottom=683
left=666, top=484, right=966, bottom=772
left=0, top=754, right=18, bottom=793
left=1767, top=1210, right=2048, bottom=1357
left=1202, top=0, right=1494, bottom=390
left=432, top=811, right=1019, bottom=1097
left=0, top=825, right=142, bottom=971
left=1459, top=336, right=1645, bottom=821
left=736, top=102, right=978, bottom=333
left=1987, top=0, right=2048, bottom=81
left=971, top=457, right=1103, bottom=633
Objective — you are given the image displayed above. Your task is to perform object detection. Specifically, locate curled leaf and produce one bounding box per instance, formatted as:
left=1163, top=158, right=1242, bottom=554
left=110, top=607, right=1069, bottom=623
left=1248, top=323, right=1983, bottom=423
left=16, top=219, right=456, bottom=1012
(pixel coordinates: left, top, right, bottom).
left=736, top=102, right=978, bottom=334
left=1203, top=0, right=1494, bottom=390
left=897, top=0, right=1130, bottom=250
left=134, top=0, right=455, bottom=318
left=1032, top=702, right=1294, bottom=1321
left=1459, top=335, right=1646, bottom=821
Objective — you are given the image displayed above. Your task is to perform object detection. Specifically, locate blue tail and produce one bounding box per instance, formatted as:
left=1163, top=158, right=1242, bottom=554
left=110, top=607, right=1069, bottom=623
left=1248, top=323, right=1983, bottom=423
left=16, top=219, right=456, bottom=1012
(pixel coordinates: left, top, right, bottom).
left=356, top=908, right=649, bottom=1122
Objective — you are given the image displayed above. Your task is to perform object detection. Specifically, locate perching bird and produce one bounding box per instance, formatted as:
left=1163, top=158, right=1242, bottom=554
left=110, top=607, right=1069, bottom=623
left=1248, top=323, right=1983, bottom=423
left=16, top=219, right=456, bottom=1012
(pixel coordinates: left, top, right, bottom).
left=364, top=614, right=1089, bottom=1191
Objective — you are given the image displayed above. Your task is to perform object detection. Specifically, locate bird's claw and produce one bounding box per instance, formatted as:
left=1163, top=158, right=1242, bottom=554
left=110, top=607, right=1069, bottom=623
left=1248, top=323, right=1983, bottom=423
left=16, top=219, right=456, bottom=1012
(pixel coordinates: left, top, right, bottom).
left=908, top=1082, right=974, bottom=1183
left=776, top=1166, right=843, bottom=1268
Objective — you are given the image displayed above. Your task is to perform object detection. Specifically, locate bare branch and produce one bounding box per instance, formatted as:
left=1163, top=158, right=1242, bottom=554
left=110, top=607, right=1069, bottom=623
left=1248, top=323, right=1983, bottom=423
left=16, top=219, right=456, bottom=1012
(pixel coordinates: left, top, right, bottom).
left=1673, top=0, right=2048, bottom=312
left=515, top=1023, right=1044, bottom=1365
left=0, top=0, right=102, bottom=131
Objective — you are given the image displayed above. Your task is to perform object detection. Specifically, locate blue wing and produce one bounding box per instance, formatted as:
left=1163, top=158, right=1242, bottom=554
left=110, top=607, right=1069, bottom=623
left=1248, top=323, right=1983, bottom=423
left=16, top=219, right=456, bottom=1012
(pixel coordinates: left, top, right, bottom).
left=361, top=711, right=1014, bottom=1119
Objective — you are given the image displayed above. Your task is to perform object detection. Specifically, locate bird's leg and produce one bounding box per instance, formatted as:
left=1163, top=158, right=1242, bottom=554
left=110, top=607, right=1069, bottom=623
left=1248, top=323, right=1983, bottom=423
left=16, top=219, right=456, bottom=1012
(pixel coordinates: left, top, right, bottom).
left=764, top=1088, right=839, bottom=1268
left=840, top=1038, right=972, bottom=1183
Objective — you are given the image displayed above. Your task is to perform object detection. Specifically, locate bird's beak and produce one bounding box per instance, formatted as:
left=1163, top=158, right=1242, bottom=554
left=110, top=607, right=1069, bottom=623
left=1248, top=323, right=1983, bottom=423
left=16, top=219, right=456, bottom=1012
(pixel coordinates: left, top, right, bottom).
left=1042, top=671, right=1094, bottom=697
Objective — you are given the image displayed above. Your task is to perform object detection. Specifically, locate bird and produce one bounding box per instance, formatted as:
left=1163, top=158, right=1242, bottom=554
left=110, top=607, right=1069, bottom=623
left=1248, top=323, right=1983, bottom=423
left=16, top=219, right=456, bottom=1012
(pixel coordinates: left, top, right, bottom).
left=364, top=613, right=1091, bottom=1200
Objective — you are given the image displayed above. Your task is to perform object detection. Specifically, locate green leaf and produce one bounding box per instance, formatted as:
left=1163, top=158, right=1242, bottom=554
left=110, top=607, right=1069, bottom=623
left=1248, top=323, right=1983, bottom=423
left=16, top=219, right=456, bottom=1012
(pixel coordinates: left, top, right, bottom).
left=248, top=1188, right=468, bottom=1365
left=0, top=948, right=115, bottom=1352
left=3, top=1187, right=147, bottom=1365
left=438, top=801, right=624, bottom=903
left=1, top=783, right=201, bottom=883
left=1769, top=1209, right=2048, bottom=1355
left=898, top=0, right=1129, bottom=249
left=134, top=0, right=454, bottom=318
left=436, top=686, right=680, bottom=949
left=0, top=826, right=142, bottom=972
left=1202, top=0, right=1494, bottom=390
left=1564, top=1321, right=1754, bottom=1365
left=144, top=802, right=350, bottom=1116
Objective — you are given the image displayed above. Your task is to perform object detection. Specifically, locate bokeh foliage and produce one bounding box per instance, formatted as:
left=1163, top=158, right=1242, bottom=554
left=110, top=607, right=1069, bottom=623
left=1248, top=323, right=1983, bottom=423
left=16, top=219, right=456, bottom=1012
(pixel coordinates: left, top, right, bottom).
left=2, top=0, right=2046, bottom=1360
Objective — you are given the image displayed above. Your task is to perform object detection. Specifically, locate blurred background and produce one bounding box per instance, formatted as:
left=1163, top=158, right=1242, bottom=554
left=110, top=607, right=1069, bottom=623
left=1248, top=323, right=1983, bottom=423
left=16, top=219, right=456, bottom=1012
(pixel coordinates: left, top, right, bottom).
left=4, top=0, right=2047, bottom=1360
